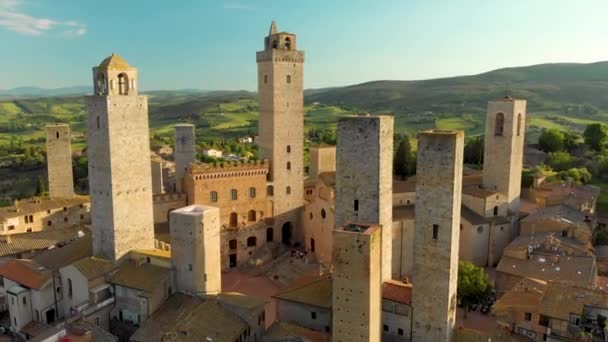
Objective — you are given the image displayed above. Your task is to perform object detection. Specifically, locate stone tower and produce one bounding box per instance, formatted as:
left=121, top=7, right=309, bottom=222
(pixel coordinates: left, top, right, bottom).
left=85, top=53, right=155, bottom=261
left=332, top=222, right=382, bottom=342
left=335, top=115, right=394, bottom=280
left=170, top=205, right=221, bottom=296
left=412, top=130, right=464, bottom=341
left=257, top=21, right=304, bottom=244
left=174, top=124, right=196, bottom=193
left=45, top=124, right=74, bottom=198
left=482, top=97, right=527, bottom=216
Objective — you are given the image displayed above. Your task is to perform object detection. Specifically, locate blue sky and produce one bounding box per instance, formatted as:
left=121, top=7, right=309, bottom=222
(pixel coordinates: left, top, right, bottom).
left=0, top=0, right=607, bottom=90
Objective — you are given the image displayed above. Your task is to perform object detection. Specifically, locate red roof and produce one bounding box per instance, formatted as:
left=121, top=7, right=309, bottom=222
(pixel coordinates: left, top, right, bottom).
left=382, top=280, right=412, bottom=305
left=0, top=259, right=51, bottom=290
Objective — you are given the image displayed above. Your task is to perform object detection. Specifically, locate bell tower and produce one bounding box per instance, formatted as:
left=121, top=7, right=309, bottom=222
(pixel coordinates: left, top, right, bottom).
left=257, top=22, right=305, bottom=243
left=85, top=53, right=155, bottom=261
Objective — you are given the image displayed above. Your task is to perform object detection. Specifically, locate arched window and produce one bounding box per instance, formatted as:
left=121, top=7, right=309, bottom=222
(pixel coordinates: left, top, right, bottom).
left=249, top=187, right=256, bottom=198
left=493, top=206, right=498, bottom=216
left=230, top=212, right=238, bottom=227
left=264, top=75, right=268, bottom=84
left=321, top=208, right=326, bottom=220
left=286, top=186, right=291, bottom=195
left=229, top=239, right=237, bottom=249
left=248, top=210, right=256, bottom=222
left=272, top=40, right=278, bottom=49
left=285, top=37, right=291, bottom=50
left=286, top=162, right=291, bottom=170
left=210, top=191, right=218, bottom=202
left=495, top=113, right=504, bottom=136
left=247, top=236, right=257, bottom=247
left=230, top=189, right=238, bottom=200
left=286, top=75, right=291, bottom=84
left=267, top=185, right=274, bottom=196
left=56, top=131, right=59, bottom=139
left=286, top=145, right=291, bottom=153
left=96, top=116, right=100, bottom=129
left=517, top=113, right=522, bottom=136
left=96, top=73, right=106, bottom=95
left=118, top=73, right=129, bottom=95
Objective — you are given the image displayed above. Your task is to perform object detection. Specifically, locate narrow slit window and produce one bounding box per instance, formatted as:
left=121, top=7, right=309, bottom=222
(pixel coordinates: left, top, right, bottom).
left=432, top=224, right=439, bottom=240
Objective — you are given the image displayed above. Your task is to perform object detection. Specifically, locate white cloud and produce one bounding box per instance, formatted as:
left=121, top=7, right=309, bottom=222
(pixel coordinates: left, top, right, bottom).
left=0, top=0, right=86, bottom=36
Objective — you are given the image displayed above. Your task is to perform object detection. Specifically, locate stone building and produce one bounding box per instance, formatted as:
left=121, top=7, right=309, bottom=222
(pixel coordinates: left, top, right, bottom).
left=46, top=124, right=74, bottom=198
left=336, top=115, right=394, bottom=280
left=173, top=124, right=196, bottom=193
left=257, top=21, right=305, bottom=246
left=85, top=53, right=155, bottom=261
left=482, top=97, right=527, bottom=216
left=169, top=205, right=221, bottom=296
left=332, top=223, right=382, bottom=342
left=0, top=196, right=90, bottom=235
left=412, top=130, right=464, bottom=342
left=184, top=160, right=273, bottom=269
left=150, top=157, right=164, bottom=194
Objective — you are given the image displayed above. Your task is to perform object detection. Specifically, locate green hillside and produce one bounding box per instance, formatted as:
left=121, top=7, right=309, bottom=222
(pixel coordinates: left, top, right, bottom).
left=2, top=61, right=608, bottom=200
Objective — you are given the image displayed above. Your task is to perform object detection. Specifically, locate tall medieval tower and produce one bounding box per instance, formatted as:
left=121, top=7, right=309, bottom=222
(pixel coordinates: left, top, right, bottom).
left=170, top=205, right=221, bottom=296
left=257, top=22, right=304, bottom=243
left=85, top=53, right=155, bottom=261
left=482, top=97, right=527, bottom=216
left=412, top=130, right=464, bottom=341
left=335, top=115, right=394, bottom=281
left=46, top=123, right=74, bottom=198
left=174, top=123, right=196, bottom=193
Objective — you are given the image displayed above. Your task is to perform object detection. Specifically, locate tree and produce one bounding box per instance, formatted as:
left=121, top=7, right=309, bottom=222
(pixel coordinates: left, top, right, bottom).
left=393, top=135, right=415, bottom=180
left=563, top=131, right=583, bottom=153
left=546, top=151, right=575, bottom=171
left=36, top=175, right=47, bottom=196
left=464, top=136, right=484, bottom=166
left=584, top=123, right=608, bottom=151
left=559, top=167, right=592, bottom=184
left=458, top=261, right=490, bottom=318
left=538, top=128, right=565, bottom=152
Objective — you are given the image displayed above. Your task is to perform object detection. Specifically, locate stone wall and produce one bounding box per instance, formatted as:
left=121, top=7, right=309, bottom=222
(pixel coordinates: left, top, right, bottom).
left=173, top=124, right=196, bottom=193
left=309, top=146, right=336, bottom=178
left=301, top=179, right=335, bottom=266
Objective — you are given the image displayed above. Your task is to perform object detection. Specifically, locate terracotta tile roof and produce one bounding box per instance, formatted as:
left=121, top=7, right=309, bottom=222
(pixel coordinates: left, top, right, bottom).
left=217, top=292, right=266, bottom=310
left=273, top=275, right=332, bottom=309
left=0, top=196, right=89, bottom=220
left=382, top=280, right=412, bottom=305
left=72, top=256, right=116, bottom=280
left=462, top=174, right=483, bottom=187
left=393, top=204, right=414, bottom=221
left=505, top=232, right=592, bottom=257
left=496, top=254, right=596, bottom=288
left=31, top=228, right=92, bottom=271
left=108, top=259, right=170, bottom=294
left=462, top=185, right=498, bottom=198
left=98, top=53, right=131, bottom=70
left=318, top=172, right=336, bottom=188
left=20, top=320, right=50, bottom=338
left=264, top=321, right=331, bottom=341
left=453, top=326, right=528, bottom=342
left=130, top=293, right=247, bottom=342
left=521, top=204, right=591, bottom=225
left=0, top=225, right=89, bottom=257
left=539, top=282, right=608, bottom=321
left=0, top=259, right=51, bottom=290
left=493, top=286, right=544, bottom=313
left=461, top=206, right=488, bottom=225
left=66, top=320, right=118, bottom=342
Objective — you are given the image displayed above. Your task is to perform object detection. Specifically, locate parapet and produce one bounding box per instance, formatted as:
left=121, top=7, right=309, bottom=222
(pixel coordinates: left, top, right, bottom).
left=417, top=129, right=464, bottom=138
left=188, top=159, right=270, bottom=180
left=337, top=222, right=380, bottom=235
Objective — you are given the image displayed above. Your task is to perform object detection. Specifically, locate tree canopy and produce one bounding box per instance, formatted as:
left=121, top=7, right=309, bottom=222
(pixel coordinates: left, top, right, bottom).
left=393, top=135, right=416, bottom=180
left=538, top=128, right=565, bottom=153
left=458, top=261, right=490, bottom=305
left=584, top=123, right=608, bottom=151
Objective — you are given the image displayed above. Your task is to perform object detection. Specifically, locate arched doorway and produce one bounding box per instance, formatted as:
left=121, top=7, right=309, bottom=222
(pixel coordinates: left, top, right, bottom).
left=282, top=222, right=292, bottom=245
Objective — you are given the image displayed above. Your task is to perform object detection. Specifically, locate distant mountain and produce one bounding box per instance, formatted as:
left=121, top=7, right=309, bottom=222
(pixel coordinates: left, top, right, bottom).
left=306, top=62, right=608, bottom=114
left=0, top=86, right=93, bottom=99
